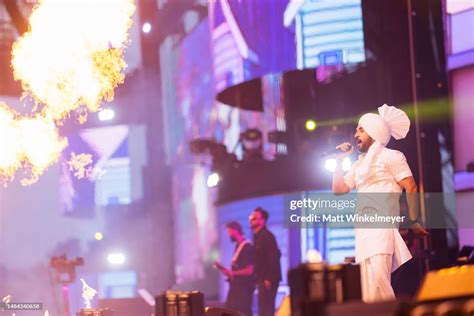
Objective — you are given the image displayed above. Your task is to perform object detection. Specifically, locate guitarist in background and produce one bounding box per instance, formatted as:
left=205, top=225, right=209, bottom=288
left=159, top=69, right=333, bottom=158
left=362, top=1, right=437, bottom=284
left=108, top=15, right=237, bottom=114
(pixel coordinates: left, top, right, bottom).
left=215, top=221, right=255, bottom=316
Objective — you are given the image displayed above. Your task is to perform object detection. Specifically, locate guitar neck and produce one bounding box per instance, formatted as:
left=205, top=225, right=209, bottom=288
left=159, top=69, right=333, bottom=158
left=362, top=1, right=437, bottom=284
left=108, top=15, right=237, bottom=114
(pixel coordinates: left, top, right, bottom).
left=214, top=261, right=227, bottom=272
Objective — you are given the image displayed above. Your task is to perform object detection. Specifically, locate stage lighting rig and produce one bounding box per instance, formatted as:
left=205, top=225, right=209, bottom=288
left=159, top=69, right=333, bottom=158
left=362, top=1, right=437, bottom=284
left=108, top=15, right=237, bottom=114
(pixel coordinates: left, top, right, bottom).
left=50, top=255, right=84, bottom=284
left=241, top=128, right=263, bottom=161
left=189, top=138, right=237, bottom=172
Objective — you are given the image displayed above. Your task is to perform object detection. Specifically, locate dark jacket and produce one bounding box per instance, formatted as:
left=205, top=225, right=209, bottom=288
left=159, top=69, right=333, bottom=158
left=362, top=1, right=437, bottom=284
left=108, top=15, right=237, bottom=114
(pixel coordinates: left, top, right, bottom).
left=253, top=226, right=282, bottom=283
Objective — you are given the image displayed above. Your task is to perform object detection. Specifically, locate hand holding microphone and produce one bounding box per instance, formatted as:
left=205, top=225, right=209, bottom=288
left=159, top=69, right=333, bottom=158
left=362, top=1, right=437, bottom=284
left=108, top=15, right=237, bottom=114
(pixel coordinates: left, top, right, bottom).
left=321, top=142, right=354, bottom=158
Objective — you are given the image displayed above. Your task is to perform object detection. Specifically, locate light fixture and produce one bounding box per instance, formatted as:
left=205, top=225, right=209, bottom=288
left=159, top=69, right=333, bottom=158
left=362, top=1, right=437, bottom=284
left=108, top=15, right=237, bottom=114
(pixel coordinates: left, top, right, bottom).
left=324, top=158, right=337, bottom=172
left=305, top=119, right=317, bottom=131
left=342, top=157, right=352, bottom=171
left=107, top=252, right=125, bottom=265
left=94, top=232, right=103, bottom=241
left=142, top=22, right=152, bottom=34
left=241, top=128, right=263, bottom=160
left=207, top=172, right=220, bottom=188
left=324, top=157, right=351, bottom=172
left=98, top=108, right=115, bottom=121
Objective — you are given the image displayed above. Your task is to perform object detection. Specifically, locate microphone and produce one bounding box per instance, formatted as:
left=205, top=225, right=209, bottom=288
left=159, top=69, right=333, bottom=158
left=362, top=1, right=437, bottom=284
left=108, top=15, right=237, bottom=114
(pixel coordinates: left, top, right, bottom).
left=320, top=145, right=353, bottom=158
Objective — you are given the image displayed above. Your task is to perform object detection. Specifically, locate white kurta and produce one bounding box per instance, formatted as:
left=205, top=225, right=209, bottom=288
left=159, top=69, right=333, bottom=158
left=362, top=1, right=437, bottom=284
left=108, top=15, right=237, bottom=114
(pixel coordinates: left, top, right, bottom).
left=344, top=147, right=413, bottom=272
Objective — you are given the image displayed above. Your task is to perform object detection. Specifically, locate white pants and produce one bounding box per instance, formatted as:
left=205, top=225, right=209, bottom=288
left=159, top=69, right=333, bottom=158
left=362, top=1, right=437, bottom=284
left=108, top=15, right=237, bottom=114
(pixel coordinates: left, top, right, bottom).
left=360, top=254, right=395, bottom=302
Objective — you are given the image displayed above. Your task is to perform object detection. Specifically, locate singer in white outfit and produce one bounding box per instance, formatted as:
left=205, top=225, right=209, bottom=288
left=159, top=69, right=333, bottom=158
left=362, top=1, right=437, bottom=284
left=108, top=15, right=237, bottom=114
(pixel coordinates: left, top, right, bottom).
left=332, top=104, right=428, bottom=302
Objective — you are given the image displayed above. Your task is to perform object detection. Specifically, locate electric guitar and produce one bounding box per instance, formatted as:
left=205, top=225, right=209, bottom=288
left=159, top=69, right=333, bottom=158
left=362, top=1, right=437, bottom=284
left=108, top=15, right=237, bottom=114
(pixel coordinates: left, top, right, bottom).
left=213, top=261, right=232, bottom=281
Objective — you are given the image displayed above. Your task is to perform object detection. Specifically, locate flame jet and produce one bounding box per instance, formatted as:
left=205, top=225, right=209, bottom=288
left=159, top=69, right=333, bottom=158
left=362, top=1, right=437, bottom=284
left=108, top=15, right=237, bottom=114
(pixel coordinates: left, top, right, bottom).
left=11, top=0, right=136, bottom=122
left=0, top=0, right=136, bottom=184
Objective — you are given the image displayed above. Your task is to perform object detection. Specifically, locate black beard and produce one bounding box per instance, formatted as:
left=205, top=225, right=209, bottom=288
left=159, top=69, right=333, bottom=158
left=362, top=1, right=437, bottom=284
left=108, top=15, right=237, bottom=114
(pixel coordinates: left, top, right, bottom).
left=358, top=139, right=374, bottom=153
left=230, top=236, right=237, bottom=242
left=359, top=143, right=369, bottom=153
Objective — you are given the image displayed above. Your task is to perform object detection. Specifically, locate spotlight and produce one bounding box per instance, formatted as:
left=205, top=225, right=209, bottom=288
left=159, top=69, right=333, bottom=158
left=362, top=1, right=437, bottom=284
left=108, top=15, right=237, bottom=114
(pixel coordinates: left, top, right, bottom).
left=107, top=253, right=125, bottom=265
left=207, top=172, right=220, bottom=188
left=305, top=119, right=317, bottom=131
left=324, top=158, right=337, bottom=172
left=98, top=108, right=115, bottom=121
left=95, top=232, right=103, bottom=241
left=342, top=157, right=352, bottom=171
left=142, top=22, right=152, bottom=33
left=324, top=157, right=351, bottom=172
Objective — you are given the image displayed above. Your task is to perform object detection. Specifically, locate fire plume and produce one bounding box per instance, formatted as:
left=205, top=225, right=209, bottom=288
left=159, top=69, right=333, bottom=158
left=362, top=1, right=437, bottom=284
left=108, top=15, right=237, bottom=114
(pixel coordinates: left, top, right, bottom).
left=0, top=103, right=66, bottom=184
left=0, top=0, right=136, bottom=184
left=11, top=0, right=135, bottom=122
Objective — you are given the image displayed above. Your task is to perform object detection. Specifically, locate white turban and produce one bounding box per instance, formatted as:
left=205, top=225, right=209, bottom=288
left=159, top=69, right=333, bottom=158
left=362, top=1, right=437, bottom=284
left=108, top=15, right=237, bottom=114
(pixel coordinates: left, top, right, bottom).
left=357, top=104, right=411, bottom=182
left=358, top=104, right=410, bottom=145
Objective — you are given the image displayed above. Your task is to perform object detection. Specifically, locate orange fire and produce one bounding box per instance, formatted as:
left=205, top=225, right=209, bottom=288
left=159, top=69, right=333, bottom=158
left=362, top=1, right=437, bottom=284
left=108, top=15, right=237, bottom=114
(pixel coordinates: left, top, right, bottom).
left=67, top=153, right=93, bottom=180
left=0, top=103, right=66, bottom=185
left=0, top=0, right=136, bottom=184
left=11, top=0, right=135, bottom=122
